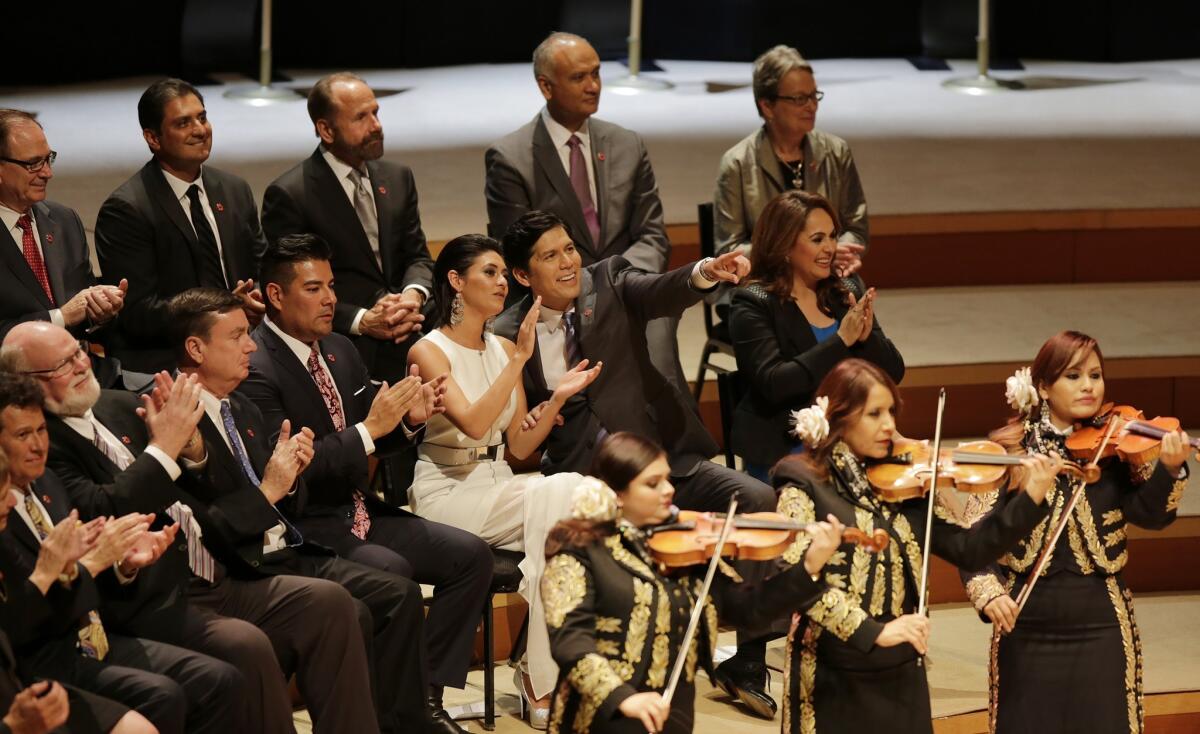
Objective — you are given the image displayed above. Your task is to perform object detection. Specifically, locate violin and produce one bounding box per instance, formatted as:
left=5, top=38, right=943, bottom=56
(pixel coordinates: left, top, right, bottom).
left=646, top=510, right=890, bottom=569
left=1066, top=403, right=1200, bottom=468
left=866, top=438, right=1100, bottom=503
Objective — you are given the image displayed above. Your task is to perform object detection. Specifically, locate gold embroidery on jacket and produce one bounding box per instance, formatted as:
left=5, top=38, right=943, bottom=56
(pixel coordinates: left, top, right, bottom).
left=807, top=588, right=868, bottom=641
left=1075, top=491, right=1127, bottom=574
left=798, top=624, right=819, bottom=734
left=1128, top=460, right=1154, bottom=485
left=542, top=554, right=587, bottom=629
left=566, top=653, right=624, bottom=733
left=595, top=640, right=620, bottom=656
left=1166, top=476, right=1187, bottom=513
left=966, top=574, right=1008, bottom=611
left=646, top=579, right=672, bottom=688
left=1104, top=528, right=1127, bottom=548
left=778, top=486, right=817, bottom=566
left=892, top=513, right=925, bottom=601
left=890, top=542, right=906, bottom=617
left=825, top=573, right=847, bottom=590
left=595, top=616, right=622, bottom=634
left=625, top=579, right=652, bottom=670
left=547, top=679, right=570, bottom=734
left=1066, top=518, right=1096, bottom=575
left=1105, top=577, right=1142, bottom=733
left=1102, top=509, right=1125, bottom=526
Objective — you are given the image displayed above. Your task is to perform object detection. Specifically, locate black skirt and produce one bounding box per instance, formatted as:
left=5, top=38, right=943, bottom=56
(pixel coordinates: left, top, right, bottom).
left=993, top=572, right=1141, bottom=734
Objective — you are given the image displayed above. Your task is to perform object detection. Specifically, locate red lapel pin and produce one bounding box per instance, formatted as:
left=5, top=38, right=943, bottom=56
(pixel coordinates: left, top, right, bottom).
left=121, top=436, right=131, bottom=445
left=41, top=494, right=51, bottom=505
left=327, top=353, right=336, bottom=363
left=583, top=308, right=593, bottom=318
left=596, top=152, right=606, bottom=162
left=44, top=233, right=54, bottom=244
left=246, top=428, right=255, bottom=438
left=214, top=202, right=225, bottom=213
left=377, top=186, right=388, bottom=196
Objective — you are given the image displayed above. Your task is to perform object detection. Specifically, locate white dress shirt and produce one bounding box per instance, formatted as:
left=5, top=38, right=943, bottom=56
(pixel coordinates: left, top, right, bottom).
left=540, top=107, right=598, bottom=207
left=160, top=167, right=227, bottom=285
left=0, top=202, right=64, bottom=326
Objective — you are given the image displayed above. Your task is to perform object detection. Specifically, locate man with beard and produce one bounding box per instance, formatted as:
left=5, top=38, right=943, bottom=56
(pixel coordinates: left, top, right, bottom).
left=262, top=73, right=434, bottom=383
left=95, top=79, right=268, bottom=374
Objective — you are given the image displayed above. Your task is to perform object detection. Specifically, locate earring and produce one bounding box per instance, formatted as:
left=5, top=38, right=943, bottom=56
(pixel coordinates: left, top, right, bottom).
left=450, top=292, right=465, bottom=326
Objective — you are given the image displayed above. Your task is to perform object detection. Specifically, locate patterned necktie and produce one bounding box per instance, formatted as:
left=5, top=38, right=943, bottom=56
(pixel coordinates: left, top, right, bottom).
left=22, top=492, right=108, bottom=660
left=566, top=135, right=601, bottom=246
left=15, top=214, right=55, bottom=305
left=306, top=348, right=371, bottom=539
left=163, top=502, right=215, bottom=583
left=562, top=310, right=583, bottom=369
left=91, top=420, right=132, bottom=471
left=184, top=185, right=228, bottom=288
left=218, top=400, right=303, bottom=546
left=348, top=169, right=382, bottom=269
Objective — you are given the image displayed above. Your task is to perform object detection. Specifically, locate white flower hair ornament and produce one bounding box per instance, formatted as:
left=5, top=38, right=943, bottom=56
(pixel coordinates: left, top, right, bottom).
left=791, top=396, right=830, bottom=447
left=570, top=477, right=620, bottom=522
left=1005, top=366, right=1039, bottom=416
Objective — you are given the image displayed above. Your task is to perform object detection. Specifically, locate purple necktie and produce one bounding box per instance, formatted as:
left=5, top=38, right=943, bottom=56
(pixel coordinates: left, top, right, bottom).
left=566, top=135, right=601, bottom=246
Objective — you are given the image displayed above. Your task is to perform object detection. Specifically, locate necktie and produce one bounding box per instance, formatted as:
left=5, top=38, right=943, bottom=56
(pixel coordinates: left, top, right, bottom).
left=91, top=420, right=132, bottom=471
left=562, top=310, right=583, bottom=369
left=184, top=184, right=228, bottom=288
left=218, top=400, right=303, bottom=546
left=15, top=215, right=55, bottom=306
left=23, top=493, right=108, bottom=660
left=566, top=135, right=601, bottom=246
left=348, top=170, right=381, bottom=269
left=306, top=348, right=371, bottom=540
left=163, top=502, right=215, bottom=583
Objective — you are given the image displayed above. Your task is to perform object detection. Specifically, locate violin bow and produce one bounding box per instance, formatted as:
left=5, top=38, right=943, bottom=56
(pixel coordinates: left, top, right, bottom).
left=1009, top=416, right=1118, bottom=620
left=916, top=388, right=947, bottom=620
left=662, top=497, right=739, bottom=709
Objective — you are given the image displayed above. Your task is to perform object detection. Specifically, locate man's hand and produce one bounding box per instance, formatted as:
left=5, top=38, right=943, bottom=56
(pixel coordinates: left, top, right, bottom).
left=550, top=359, right=602, bottom=405
left=363, top=377, right=423, bottom=439
left=80, top=513, right=151, bottom=577
left=359, top=297, right=409, bottom=341
left=834, top=242, right=865, bottom=277
left=138, top=372, right=206, bottom=462
left=260, top=419, right=315, bottom=504
left=3, top=680, right=70, bottom=734
left=119, top=522, right=179, bottom=574
left=700, top=251, right=751, bottom=284
left=233, top=279, right=266, bottom=326
left=404, top=365, right=448, bottom=426
left=30, top=510, right=93, bottom=593
left=81, top=280, right=128, bottom=325
left=385, top=291, right=426, bottom=343
left=139, top=372, right=205, bottom=459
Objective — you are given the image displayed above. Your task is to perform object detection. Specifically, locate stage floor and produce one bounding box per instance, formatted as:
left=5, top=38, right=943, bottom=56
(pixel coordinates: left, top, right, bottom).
left=5, top=58, right=1200, bottom=242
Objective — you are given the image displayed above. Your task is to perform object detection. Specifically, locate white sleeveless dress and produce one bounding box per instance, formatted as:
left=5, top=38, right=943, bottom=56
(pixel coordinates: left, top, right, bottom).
left=408, top=329, right=580, bottom=698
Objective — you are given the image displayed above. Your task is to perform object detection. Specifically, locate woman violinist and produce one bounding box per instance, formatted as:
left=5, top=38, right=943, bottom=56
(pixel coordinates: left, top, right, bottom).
left=962, top=331, right=1191, bottom=734
left=772, top=358, right=1059, bottom=734
left=539, top=432, right=847, bottom=733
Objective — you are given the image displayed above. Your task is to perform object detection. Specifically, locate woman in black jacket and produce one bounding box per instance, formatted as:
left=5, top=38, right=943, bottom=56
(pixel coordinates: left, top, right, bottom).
left=729, top=190, right=904, bottom=484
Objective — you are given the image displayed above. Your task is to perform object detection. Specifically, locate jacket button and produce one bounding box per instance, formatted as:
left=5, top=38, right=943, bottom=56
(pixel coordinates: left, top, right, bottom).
left=177, top=544, right=187, bottom=552
left=251, top=561, right=260, bottom=567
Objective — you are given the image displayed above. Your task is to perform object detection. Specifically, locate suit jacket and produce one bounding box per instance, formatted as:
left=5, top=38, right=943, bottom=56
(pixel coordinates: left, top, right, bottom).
left=176, top=391, right=333, bottom=578
left=45, top=390, right=199, bottom=644
left=485, top=114, right=670, bottom=274
left=95, top=160, right=267, bottom=372
left=238, top=324, right=415, bottom=526
left=0, top=200, right=95, bottom=340
left=261, top=149, right=435, bottom=378
left=728, top=282, right=905, bottom=466
left=494, top=257, right=716, bottom=476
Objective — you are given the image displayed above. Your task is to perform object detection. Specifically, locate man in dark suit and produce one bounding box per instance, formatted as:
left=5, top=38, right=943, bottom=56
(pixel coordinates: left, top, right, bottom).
left=0, top=371, right=239, bottom=734
left=485, top=33, right=690, bottom=395
left=166, top=287, right=456, bottom=734
left=95, top=79, right=267, bottom=374
left=237, top=234, right=490, bottom=721
left=262, top=73, right=434, bottom=383
left=495, top=211, right=788, bottom=713
left=1, top=320, right=373, bottom=734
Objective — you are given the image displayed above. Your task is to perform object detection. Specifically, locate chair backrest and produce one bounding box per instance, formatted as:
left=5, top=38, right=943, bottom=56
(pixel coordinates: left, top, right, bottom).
left=715, top=369, right=747, bottom=469
left=697, top=202, right=717, bottom=334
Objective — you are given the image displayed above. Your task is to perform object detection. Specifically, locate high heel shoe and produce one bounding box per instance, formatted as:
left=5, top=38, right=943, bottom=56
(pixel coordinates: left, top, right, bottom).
left=513, top=668, right=550, bottom=730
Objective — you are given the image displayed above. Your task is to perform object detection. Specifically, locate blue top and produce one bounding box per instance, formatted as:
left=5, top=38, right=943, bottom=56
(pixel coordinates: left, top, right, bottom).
left=810, top=320, right=840, bottom=343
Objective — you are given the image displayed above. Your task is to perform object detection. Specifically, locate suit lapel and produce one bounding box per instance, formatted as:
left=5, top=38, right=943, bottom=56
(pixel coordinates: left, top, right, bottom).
left=0, top=220, right=53, bottom=309
left=754, top=128, right=787, bottom=193
left=574, top=267, right=598, bottom=357
left=202, top=170, right=236, bottom=286
left=198, top=413, right=245, bottom=491
left=142, top=160, right=199, bottom=247
left=309, top=150, right=382, bottom=278
left=531, top=116, right=598, bottom=260
left=260, top=327, right=336, bottom=434
left=779, top=300, right=819, bottom=358
left=31, top=203, right=69, bottom=305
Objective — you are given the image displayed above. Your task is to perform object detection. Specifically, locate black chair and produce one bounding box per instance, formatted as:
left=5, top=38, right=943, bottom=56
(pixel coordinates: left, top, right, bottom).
left=482, top=548, right=525, bottom=730
left=692, top=202, right=737, bottom=403
left=715, top=370, right=746, bottom=471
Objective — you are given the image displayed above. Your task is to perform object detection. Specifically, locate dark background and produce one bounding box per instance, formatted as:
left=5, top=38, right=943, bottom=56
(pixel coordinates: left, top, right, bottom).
left=9, top=0, right=1198, bottom=86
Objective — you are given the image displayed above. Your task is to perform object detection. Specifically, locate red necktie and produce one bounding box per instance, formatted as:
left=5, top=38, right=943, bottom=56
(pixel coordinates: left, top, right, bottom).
left=566, top=135, right=601, bottom=246
left=307, top=348, right=371, bottom=539
left=16, top=214, right=55, bottom=305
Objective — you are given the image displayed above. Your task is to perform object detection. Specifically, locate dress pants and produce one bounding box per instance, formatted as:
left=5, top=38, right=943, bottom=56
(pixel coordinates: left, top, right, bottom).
left=303, top=511, right=493, bottom=689
left=23, top=634, right=241, bottom=734
left=186, top=573, right=376, bottom=734
left=276, top=553, right=429, bottom=734
left=672, top=459, right=776, bottom=514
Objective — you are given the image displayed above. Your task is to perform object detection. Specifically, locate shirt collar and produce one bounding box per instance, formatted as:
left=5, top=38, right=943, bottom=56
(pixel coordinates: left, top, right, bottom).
left=161, top=166, right=206, bottom=202
left=321, top=146, right=366, bottom=183
left=264, top=315, right=318, bottom=367
left=0, top=201, right=30, bottom=233
left=541, top=107, right=590, bottom=151
left=538, top=303, right=570, bottom=331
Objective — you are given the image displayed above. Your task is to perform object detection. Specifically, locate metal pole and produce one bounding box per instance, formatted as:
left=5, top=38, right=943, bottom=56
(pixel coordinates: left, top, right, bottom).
left=259, top=0, right=273, bottom=87
left=608, top=0, right=673, bottom=94
left=225, top=0, right=303, bottom=105
left=942, top=0, right=1023, bottom=94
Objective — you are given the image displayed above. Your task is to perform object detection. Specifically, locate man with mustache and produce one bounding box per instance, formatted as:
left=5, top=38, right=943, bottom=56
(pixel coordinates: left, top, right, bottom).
left=95, top=79, right=268, bottom=374
left=262, top=73, right=434, bottom=384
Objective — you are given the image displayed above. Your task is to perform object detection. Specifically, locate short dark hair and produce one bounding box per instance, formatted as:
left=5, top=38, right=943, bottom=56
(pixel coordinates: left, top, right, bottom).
left=138, top=78, right=204, bottom=133
left=0, top=370, right=45, bottom=415
left=167, top=288, right=245, bottom=362
left=501, top=210, right=566, bottom=272
left=0, top=109, right=41, bottom=158
left=260, top=234, right=333, bottom=313
left=307, top=72, right=365, bottom=134
left=431, top=234, right=503, bottom=328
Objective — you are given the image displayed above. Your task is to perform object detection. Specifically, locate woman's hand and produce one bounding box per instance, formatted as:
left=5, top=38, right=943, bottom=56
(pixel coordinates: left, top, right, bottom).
left=837, top=292, right=869, bottom=347
left=803, top=513, right=845, bottom=576
left=618, top=691, right=670, bottom=733
left=857, top=288, right=876, bottom=342
left=875, top=614, right=930, bottom=654
left=1018, top=452, right=1062, bottom=505
left=513, top=297, right=542, bottom=363
left=1158, top=429, right=1192, bottom=477
left=983, top=594, right=1019, bottom=633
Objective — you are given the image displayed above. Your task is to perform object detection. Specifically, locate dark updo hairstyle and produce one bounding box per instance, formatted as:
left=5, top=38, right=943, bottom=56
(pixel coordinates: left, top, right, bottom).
left=747, top=190, right=848, bottom=316
left=431, top=234, right=504, bottom=329
left=545, top=432, right=668, bottom=556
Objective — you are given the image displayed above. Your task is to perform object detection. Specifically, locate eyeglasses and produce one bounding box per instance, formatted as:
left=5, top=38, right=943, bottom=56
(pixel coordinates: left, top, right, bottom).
left=22, top=340, right=89, bottom=380
left=0, top=151, right=57, bottom=174
left=773, top=91, right=824, bottom=107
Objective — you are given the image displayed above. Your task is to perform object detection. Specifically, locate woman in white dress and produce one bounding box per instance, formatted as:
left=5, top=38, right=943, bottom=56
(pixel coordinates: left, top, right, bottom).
left=407, top=234, right=601, bottom=727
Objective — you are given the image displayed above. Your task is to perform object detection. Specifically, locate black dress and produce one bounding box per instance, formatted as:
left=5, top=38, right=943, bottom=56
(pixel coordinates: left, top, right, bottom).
left=959, top=418, right=1188, bottom=734
left=771, top=444, right=1050, bottom=734
left=540, top=521, right=825, bottom=733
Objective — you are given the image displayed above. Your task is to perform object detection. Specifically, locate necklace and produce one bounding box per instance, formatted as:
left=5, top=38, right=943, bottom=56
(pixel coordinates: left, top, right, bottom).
left=782, top=157, right=805, bottom=189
